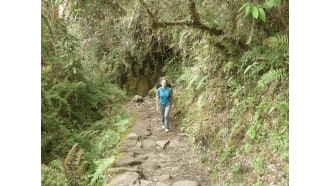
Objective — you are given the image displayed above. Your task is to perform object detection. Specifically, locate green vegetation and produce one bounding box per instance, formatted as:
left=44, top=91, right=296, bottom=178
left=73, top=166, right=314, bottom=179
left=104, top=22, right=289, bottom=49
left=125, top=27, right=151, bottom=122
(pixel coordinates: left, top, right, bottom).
left=41, top=0, right=133, bottom=185
left=42, top=0, right=288, bottom=185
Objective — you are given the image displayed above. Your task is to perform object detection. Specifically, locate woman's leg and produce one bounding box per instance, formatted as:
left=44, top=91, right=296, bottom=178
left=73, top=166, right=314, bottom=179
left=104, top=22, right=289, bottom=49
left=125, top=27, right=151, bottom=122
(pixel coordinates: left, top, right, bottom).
left=164, top=104, right=171, bottom=130
left=159, top=105, right=166, bottom=128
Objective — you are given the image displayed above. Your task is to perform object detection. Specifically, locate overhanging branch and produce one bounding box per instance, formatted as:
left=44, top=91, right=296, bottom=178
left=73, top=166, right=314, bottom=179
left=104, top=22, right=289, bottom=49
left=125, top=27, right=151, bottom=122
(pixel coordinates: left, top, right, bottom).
left=140, top=0, right=224, bottom=36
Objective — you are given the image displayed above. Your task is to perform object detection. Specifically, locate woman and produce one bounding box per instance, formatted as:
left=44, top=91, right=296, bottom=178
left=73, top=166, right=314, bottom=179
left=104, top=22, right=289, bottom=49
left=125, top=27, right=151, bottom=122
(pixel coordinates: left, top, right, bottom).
left=156, top=79, right=173, bottom=132
left=156, top=76, right=172, bottom=89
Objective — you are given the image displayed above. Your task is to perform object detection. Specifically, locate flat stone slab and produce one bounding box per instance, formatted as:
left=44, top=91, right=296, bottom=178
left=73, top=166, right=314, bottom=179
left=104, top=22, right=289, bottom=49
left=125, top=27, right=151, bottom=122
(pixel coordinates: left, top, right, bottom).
left=153, top=174, right=171, bottom=182
left=140, top=180, right=154, bottom=186
left=127, top=133, right=139, bottom=139
left=141, top=161, right=161, bottom=170
left=156, top=140, right=170, bottom=149
left=121, top=139, right=138, bottom=150
left=142, top=140, right=157, bottom=151
left=155, top=182, right=169, bottom=186
left=120, top=146, right=144, bottom=154
left=108, top=172, right=140, bottom=186
left=114, top=155, right=147, bottom=167
left=172, top=180, right=200, bottom=186
left=131, top=126, right=152, bottom=137
left=107, top=166, right=140, bottom=175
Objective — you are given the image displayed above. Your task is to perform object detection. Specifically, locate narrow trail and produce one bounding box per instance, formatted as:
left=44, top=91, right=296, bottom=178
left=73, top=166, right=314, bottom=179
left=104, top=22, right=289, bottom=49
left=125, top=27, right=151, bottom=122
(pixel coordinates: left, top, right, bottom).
left=107, top=96, right=211, bottom=186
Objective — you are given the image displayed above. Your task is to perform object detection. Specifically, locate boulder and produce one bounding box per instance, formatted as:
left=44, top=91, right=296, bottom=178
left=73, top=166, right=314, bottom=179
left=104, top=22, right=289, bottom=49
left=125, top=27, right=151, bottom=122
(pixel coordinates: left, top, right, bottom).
left=108, top=172, right=140, bottom=186
left=132, top=95, right=144, bottom=102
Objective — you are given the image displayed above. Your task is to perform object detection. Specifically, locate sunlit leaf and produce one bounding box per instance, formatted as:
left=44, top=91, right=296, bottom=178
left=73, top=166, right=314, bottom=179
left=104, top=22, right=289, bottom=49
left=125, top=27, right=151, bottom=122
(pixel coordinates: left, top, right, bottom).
left=243, top=5, right=250, bottom=18
left=267, top=106, right=276, bottom=114
left=251, top=6, right=259, bottom=19
left=258, top=7, right=266, bottom=22
left=244, top=62, right=257, bottom=74
left=238, top=4, right=248, bottom=13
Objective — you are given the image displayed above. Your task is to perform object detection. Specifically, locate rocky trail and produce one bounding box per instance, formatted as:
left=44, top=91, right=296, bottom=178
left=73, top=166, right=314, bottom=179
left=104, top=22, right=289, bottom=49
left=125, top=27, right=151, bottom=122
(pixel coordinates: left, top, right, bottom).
left=107, top=96, right=211, bottom=186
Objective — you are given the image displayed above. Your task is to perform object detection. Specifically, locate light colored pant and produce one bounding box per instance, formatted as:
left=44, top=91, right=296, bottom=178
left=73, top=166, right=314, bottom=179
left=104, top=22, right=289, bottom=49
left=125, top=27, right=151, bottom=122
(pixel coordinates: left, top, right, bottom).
left=159, top=104, right=171, bottom=129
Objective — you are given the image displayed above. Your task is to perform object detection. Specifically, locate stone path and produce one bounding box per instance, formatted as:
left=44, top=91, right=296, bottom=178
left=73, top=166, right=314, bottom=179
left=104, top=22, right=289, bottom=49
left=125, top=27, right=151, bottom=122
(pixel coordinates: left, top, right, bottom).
left=106, top=96, right=211, bottom=186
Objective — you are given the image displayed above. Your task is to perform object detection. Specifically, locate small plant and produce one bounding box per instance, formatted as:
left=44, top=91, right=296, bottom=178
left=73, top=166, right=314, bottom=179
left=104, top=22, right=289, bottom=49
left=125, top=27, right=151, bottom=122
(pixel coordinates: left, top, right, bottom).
left=90, top=156, right=116, bottom=186
left=238, top=3, right=266, bottom=22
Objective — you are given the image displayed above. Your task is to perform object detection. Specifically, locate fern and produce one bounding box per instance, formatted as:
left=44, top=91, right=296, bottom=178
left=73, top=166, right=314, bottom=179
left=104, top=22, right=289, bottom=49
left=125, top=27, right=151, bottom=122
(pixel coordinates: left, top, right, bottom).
left=196, top=75, right=208, bottom=90
left=187, top=74, right=200, bottom=89
left=238, top=45, right=264, bottom=74
left=42, top=164, right=69, bottom=186
left=64, top=143, right=78, bottom=166
left=47, top=94, right=71, bottom=113
left=197, top=94, right=204, bottom=110
left=63, top=143, right=78, bottom=185
left=63, top=143, right=87, bottom=185
left=257, top=69, right=285, bottom=88
left=75, top=149, right=85, bottom=178
left=49, top=159, right=65, bottom=172
left=80, top=130, right=99, bottom=137
left=97, top=129, right=120, bottom=157
left=90, top=156, right=116, bottom=186
left=263, top=34, right=288, bottom=51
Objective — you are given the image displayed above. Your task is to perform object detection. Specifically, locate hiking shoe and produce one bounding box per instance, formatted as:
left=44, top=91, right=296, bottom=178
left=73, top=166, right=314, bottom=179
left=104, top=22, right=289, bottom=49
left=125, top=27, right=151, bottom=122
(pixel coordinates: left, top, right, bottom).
left=165, top=128, right=169, bottom=132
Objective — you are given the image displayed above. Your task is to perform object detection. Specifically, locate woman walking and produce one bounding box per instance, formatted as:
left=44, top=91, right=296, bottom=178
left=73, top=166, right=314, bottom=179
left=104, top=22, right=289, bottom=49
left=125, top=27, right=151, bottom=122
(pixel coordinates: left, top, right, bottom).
left=156, top=79, right=173, bottom=132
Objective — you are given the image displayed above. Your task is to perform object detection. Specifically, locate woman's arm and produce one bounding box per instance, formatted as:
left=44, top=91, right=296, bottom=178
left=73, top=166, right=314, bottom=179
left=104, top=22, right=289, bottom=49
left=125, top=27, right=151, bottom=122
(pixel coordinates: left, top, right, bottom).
left=170, top=89, right=174, bottom=109
left=156, top=88, right=159, bottom=111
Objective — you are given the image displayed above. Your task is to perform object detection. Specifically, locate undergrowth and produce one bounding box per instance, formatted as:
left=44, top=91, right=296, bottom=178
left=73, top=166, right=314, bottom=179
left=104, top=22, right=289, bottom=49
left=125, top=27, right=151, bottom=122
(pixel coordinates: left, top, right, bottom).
left=170, top=33, right=288, bottom=185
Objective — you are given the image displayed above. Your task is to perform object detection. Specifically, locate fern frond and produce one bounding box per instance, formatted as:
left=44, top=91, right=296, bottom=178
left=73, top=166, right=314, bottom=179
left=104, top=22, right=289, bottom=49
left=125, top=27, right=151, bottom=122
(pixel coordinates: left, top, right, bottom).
left=114, top=118, right=130, bottom=132
left=47, top=94, right=71, bottom=113
left=97, top=129, right=120, bottom=156
left=263, top=34, right=288, bottom=51
left=63, top=143, right=78, bottom=185
left=74, top=148, right=84, bottom=167
left=64, top=143, right=78, bottom=166
left=257, top=69, right=285, bottom=88
left=197, top=94, right=205, bottom=110
left=42, top=164, right=69, bottom=186
left=90, top=156, right=116, bottom=186
left=63, top=143, right=87, bottom=185
left=196, top=75, right=208, bottom=90
left=80, top=130, right=99, bottom=137
left=75, top=149, right=85, bottom=178
left=49, top=159, right=65, bottom=172
left=187, top=74, right=200, bottom=89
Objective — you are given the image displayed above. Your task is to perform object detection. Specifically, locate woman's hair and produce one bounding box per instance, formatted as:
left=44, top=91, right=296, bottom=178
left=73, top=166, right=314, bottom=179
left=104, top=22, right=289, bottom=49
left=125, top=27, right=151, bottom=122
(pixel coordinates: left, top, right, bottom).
left=159, top=76, right=166, bottom=81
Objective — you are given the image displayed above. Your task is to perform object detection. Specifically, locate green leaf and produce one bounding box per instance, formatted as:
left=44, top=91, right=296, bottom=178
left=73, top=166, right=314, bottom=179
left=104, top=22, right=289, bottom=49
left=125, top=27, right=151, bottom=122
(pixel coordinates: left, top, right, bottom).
left=243, top=5, right=250, bottom=18
left=262, top=0, right=276, bottom=8
left=246, top=125, right=256, bottom=139
left=267, top=106, right=276, bottom=114
left=251, top=6, right=259, bottom=19
left=244, top=62, right=256, bottom=74
left=258, top=7, right=266, bottom=22
left=238, top=4, right=248, bottom=13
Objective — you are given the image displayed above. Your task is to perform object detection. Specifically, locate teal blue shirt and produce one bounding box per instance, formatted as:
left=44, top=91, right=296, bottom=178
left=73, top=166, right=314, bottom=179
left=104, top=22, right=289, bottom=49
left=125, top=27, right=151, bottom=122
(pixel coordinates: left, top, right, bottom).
left=157, top=87, right=172, bottom=105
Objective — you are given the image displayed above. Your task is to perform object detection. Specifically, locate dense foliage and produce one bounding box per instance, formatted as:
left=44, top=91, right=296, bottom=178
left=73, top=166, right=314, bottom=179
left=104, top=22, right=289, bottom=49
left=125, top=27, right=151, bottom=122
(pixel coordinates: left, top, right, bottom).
left=41, top=0, right=132, bottom=185
left=41, top=0, right=288, bottom=185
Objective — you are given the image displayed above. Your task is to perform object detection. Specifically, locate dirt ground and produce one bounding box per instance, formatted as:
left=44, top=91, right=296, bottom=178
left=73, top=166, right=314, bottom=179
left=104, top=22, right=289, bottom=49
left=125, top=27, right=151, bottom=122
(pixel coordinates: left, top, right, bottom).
left=107, top=96, right=212, bottom=186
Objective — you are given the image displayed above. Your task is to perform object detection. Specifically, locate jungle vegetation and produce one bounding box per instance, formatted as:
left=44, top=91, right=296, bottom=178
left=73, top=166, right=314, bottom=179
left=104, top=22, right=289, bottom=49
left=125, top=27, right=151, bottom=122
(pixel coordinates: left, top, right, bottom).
left=41, top=0, right=288, bottom=185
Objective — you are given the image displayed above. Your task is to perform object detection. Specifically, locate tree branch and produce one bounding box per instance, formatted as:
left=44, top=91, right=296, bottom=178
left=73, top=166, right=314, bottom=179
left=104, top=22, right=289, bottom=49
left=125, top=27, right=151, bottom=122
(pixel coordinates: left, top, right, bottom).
left=139, top=0, right=155, bottom=22
left=140, top=0, right=224, bottom=36
left=59, top=0, right=70, bottom=18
